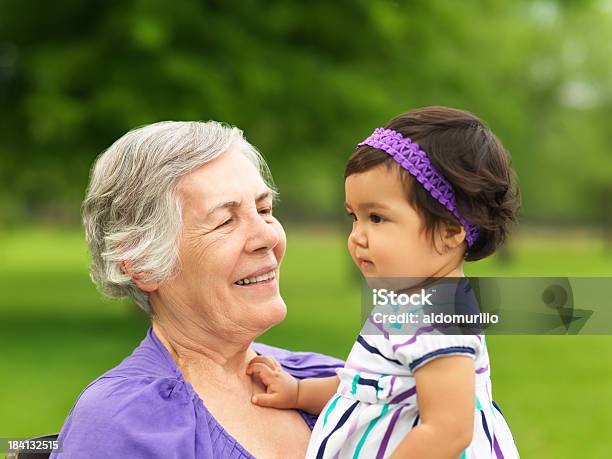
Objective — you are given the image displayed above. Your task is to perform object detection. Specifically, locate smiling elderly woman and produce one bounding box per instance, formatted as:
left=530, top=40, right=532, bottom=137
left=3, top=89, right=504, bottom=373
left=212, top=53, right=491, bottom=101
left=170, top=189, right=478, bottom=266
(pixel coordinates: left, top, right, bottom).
left=51, top=122, right=343, bottom=459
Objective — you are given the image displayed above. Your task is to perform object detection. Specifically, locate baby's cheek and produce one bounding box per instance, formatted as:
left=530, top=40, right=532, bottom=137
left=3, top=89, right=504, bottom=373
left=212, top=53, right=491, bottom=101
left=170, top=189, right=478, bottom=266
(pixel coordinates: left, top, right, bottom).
left=383, top=248, right=417, bottom=277
left=380, top=241, right=403, bottom=263
left=346, top=239, right=357, bottom=262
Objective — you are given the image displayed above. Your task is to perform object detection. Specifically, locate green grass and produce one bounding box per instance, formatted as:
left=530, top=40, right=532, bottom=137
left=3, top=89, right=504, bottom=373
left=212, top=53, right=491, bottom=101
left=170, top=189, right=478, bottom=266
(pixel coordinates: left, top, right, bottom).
left=1, top=227, right=611, bottom=458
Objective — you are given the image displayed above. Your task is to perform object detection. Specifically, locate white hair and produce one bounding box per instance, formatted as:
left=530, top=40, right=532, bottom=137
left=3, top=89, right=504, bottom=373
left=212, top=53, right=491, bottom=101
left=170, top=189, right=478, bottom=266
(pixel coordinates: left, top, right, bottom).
left=82, top=121, right=276, bottom=313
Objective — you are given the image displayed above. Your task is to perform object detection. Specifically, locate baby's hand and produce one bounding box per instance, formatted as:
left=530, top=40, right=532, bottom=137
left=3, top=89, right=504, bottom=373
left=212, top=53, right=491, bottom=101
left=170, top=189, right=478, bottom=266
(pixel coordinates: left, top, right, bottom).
left=246, top=355, right=299, bottom=409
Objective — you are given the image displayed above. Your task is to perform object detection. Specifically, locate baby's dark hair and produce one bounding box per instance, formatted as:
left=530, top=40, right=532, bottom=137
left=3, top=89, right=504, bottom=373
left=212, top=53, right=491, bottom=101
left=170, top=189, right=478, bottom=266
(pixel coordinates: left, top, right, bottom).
left=345, top=106, right=520, bottom=261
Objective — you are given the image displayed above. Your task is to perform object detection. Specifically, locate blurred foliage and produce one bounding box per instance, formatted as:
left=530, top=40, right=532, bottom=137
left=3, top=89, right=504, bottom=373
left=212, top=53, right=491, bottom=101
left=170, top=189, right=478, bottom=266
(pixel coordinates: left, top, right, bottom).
left=0, top=0, right=611, bottom=225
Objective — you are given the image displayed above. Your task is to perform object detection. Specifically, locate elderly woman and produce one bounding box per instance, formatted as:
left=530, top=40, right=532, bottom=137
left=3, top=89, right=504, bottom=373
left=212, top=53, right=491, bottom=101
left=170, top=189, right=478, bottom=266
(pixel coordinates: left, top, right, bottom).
left=51, top=121, right=343, bottom=459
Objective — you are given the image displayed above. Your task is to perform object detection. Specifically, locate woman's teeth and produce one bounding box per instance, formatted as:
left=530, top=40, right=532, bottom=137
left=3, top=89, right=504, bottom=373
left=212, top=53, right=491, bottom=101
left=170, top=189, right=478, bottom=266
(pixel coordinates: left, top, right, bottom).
left=235, top=270, right=276, bottom=285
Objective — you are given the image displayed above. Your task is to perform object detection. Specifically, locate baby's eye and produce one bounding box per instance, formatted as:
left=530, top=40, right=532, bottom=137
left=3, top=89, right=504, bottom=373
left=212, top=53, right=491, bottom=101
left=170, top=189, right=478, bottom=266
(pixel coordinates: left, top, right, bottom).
left=370, top=214, right=384, bottom=224
left=346, top=211, right=357, bottom=222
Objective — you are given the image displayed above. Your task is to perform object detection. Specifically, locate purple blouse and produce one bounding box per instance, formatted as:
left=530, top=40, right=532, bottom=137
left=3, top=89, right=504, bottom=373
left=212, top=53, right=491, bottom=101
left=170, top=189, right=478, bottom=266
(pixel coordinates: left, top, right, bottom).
left=51, top=327, right=344, bottom=458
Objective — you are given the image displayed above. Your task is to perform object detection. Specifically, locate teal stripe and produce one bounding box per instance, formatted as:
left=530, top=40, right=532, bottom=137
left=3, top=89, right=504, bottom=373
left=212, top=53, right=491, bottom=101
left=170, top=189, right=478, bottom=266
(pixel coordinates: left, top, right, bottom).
left=460, top=450, right=467, bottom=459
left=351, top=373, right=360, bottom=395
left=476, top=396, right=483, bottom=411
left=376, top=380, right=384, bottom=401
left=323, top=395, right=341, bottom=427
left=352, top=404, right=390, bottom=458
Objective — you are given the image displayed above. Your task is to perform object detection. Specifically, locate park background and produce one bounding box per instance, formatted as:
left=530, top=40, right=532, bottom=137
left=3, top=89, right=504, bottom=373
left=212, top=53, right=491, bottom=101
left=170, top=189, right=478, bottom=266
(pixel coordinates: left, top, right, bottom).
left=1, top=1, right=611, bottom=457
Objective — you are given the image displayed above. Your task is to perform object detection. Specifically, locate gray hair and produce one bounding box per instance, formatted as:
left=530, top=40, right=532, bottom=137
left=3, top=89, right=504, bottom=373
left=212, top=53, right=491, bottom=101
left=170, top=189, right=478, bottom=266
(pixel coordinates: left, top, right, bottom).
left=82, top=121, right=276, bottom=313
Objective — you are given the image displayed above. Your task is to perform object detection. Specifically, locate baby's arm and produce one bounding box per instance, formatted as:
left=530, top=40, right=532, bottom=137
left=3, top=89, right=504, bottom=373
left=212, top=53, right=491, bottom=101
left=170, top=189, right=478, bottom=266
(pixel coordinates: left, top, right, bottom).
left=390, top=356, right=475, bottom=459
left=246, top=355, right=340, bottom=415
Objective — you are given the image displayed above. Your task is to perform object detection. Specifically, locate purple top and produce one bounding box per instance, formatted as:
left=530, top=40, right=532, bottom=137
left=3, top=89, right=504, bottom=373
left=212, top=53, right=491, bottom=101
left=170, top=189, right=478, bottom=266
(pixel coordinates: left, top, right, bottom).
left=51, top=327, right=344, bottom=458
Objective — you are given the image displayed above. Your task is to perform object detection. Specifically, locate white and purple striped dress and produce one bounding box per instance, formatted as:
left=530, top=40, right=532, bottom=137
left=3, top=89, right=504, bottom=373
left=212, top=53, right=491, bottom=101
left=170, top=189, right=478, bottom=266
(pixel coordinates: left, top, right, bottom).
left=305, top=302, right=519, bottom=458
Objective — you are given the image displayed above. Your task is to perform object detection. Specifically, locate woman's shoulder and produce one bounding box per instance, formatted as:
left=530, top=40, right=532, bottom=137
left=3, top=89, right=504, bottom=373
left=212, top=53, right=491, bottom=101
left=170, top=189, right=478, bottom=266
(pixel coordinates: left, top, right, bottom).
left=52, top=375, right=201, bottom=458
left=52, top=328, right=201, bottom=458
left=251, top=341, right=345, bottom=379
left=66, top=326, right=194, bottom=414
left=75, top=372, right=193, bottom=409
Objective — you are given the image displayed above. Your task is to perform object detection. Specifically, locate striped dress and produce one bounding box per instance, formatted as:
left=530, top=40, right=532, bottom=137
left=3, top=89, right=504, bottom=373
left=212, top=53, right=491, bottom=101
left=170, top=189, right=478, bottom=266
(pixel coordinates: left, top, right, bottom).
left=305, top=289, right=519, bottom=458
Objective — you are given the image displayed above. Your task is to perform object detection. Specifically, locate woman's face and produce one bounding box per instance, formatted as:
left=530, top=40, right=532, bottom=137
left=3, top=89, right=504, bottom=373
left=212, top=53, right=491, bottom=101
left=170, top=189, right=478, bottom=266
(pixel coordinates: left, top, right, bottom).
left=155, top=147, right=287, bottom=338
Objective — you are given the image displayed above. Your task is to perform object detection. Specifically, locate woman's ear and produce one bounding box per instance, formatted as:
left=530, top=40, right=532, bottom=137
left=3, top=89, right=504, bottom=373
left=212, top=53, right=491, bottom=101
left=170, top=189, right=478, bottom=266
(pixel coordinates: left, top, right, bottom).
left=119, top=261, right=159, bottom=292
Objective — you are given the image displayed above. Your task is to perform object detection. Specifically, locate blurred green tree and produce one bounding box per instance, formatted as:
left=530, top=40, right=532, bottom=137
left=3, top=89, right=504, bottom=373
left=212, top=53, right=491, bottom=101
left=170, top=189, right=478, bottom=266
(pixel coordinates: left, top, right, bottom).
left=0, top=0, right=610, bottom=225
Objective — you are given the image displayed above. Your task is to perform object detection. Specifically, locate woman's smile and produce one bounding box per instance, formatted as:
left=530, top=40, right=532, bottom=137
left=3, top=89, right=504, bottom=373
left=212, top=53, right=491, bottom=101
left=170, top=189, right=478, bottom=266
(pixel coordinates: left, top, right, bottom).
left=233, top=269, right=278, bottom=289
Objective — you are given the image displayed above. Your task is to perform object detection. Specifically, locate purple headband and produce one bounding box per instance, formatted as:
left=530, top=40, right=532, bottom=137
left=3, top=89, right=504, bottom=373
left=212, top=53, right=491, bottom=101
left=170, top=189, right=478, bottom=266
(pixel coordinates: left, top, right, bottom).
left=357, top=127, right=479, bottom=248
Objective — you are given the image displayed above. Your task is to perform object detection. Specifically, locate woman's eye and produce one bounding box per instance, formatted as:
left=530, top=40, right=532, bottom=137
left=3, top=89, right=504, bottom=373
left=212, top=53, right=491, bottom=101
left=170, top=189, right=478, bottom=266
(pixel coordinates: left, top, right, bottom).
left=217, top=218, right=233, bottom=228
left=259, top=207, right=272, bottom=215
left=370, top=214, right=384, bottom=224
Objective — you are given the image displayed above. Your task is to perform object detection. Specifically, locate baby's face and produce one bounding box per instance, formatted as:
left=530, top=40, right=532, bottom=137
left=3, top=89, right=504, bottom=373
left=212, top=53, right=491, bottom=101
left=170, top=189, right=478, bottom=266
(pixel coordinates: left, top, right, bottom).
left=345, top=164, right=452, bottom=279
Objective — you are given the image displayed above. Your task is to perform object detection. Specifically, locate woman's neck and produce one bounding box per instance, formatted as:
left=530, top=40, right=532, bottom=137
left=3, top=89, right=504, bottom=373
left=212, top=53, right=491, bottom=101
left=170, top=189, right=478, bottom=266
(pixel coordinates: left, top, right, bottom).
left=151, top=317, right=258, bottom=387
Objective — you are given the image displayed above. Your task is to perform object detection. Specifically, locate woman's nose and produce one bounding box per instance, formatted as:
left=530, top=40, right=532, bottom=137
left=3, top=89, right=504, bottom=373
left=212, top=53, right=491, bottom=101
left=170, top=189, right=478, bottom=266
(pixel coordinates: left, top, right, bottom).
left=244, top=212, right=280, bottom=253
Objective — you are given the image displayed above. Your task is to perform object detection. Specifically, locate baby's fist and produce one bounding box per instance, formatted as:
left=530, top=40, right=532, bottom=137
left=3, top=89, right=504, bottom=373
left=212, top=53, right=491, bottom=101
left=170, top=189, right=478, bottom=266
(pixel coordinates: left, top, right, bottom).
left=246, top=355, right=299, bottom=409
